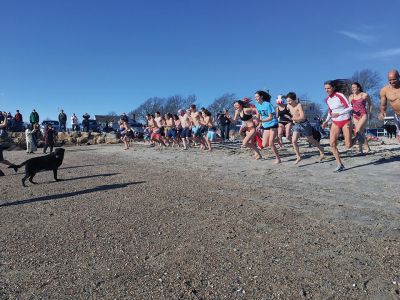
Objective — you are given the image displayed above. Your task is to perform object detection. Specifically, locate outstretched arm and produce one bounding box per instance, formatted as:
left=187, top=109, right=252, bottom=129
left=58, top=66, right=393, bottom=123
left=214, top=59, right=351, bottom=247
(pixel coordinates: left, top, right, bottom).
left=379, top=88, right=388, bottom=120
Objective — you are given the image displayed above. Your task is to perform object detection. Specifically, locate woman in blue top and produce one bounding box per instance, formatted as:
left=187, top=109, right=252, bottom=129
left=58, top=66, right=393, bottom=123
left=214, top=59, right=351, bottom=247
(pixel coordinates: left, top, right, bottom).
left=254, top=91, right=281, bottom=164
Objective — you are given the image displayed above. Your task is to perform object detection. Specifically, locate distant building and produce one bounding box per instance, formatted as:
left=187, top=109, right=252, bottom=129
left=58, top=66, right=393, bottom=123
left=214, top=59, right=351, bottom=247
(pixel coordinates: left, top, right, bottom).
left=300, top=99, right=322, bottom=124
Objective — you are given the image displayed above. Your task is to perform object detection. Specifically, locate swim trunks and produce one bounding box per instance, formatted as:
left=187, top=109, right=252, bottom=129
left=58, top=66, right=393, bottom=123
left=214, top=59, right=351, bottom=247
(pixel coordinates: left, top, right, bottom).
left=293, top=120, right=313, bottom=137
left=192, top=126, right=202, bottom=137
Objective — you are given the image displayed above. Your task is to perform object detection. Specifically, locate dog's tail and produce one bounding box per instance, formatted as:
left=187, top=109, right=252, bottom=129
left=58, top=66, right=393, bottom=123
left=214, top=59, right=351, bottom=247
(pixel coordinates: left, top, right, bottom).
left=8, top=162, right=26, bottom=173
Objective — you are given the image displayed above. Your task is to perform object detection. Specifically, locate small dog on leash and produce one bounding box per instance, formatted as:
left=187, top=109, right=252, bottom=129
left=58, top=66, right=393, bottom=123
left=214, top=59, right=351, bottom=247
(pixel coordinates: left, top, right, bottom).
left=9, top=148, right=65, bottom=187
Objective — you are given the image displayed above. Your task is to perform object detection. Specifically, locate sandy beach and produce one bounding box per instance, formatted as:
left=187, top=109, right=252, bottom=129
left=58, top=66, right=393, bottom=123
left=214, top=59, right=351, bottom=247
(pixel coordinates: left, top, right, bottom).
left=1, top=138, right=399, bottom=299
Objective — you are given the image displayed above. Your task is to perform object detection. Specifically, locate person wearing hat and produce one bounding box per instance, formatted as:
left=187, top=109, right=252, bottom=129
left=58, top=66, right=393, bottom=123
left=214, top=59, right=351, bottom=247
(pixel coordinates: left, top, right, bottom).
left=0, top=112, right=13, bottom=176
left=275, top=95, right=293, bottom=147
left=43, top=123, right=55, bottom=153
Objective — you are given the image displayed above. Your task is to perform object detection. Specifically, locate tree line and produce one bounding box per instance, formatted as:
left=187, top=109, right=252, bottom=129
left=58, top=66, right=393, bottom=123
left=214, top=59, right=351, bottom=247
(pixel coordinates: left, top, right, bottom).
left=123, top=69, right=385, bottom=127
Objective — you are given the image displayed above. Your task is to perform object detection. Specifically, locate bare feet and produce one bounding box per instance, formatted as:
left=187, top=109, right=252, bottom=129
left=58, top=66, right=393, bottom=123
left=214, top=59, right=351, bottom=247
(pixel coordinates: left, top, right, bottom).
left=294, top=157, right=301, bottom=164
left=318, top=152, right=325, bottom=162
left=274, top=159, right=281, bottom=164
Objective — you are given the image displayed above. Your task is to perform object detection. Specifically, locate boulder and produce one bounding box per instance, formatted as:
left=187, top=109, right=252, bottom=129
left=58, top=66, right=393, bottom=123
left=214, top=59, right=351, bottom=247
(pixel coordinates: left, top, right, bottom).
left=105, top=133, right=119, bottom=144
left=95, top=136, right=106, bottom=144
left=77, top=137, right=89, bottom=145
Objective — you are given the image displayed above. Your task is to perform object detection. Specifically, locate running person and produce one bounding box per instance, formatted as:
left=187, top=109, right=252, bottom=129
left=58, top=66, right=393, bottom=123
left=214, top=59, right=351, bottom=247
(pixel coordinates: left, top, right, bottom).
left=201, top=109, right=216, bottom=151
left=254, top=91, right=281, bottom=164
left=178, top=109, right=191, bottom=150
left=233, top=100, right=262, bottom=160
left=287, top=92, right=325, bottom=165
left=189, top=104, right=206, bottom=149
left=379, top=69, right=400, bottom=142
left=275, top=95, right=293, bottom=147
left=322, top=81, right=353, bottom=172
left=349, top=82, right=373, bottom=153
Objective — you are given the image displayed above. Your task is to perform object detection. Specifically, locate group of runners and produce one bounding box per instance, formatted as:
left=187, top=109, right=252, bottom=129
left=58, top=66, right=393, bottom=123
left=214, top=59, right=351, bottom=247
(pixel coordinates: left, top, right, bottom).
left=127, top=69, right=400, bottom=173
left=1, top=69, right=400, bottom=175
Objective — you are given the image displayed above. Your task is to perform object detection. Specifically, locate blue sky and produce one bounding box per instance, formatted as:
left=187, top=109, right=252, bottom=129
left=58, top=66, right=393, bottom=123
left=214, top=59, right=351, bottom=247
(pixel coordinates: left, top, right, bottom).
left=1, top=0, right=399, bottom=121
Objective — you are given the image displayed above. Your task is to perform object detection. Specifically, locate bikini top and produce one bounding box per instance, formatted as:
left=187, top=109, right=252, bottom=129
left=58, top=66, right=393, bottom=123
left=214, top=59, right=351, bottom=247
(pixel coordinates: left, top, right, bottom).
left=277, top=105, right=292, bottom=122
left=240, top=112, right=253, bottom=121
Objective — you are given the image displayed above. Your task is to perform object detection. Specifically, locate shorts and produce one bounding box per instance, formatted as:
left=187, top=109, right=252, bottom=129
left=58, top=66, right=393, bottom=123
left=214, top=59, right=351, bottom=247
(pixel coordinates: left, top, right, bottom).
left=151, top=132, right=161, bottom=140
left=181, top=128, right=191, bottom=138
left=167, top=128, right=177, bottom=139
left=192, top=126, right=202, bottom=137
left=293, top=120, right=313, bottom=137
left=262, top=124, right=279, bottom=130
left=207, top=130, right=216, bottom=141
left=332, top=119, right=350, bottom=129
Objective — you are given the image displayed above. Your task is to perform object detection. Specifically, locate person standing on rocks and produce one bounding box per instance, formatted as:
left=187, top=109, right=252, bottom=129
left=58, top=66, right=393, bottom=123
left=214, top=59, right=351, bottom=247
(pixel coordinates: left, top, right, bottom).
left=379, top=69, right=400, bottom=142
left=29, top=109, right=39, bottom=126
left=82, top=113, right=90, bottom=132
left=71, top=113, right=79, bottom=131
left=43, top=124, right=55, bottom=153
left=58, top=109, right=67, bottom=132
left=0, top=112, right=13, bottom=176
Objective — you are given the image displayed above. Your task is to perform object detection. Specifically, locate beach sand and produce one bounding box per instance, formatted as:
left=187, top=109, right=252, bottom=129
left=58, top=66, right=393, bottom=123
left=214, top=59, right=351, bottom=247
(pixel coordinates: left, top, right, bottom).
left=1, top=138, right=399, bottom=299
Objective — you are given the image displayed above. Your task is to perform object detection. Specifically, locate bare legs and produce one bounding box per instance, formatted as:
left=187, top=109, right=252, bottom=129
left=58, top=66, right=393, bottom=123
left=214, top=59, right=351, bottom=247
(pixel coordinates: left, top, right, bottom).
left=262, top=128, right=281, bottom=163
left=243, top=127, right=262, bottom=159
left=353, top=115, right=370, bottom=153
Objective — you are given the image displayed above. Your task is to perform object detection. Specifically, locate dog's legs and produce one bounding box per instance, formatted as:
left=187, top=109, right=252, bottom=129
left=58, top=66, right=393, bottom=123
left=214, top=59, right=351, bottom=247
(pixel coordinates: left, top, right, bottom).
left=22, top=174, right=29, bottom=187
left=53, top=169, right=59, bottom=181
left=29, top=173, right=37, bottom=185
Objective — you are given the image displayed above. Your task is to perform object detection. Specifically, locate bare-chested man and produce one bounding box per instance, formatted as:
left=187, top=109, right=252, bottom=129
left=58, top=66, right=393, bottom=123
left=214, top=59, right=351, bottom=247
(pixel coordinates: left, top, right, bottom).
left=286, top=92, right=324, bottom=164
left=379, top=69, right=400, bottom=142
left=189, top=104, right=206, bottom=148
left=178, top=109, right=191, bottom=150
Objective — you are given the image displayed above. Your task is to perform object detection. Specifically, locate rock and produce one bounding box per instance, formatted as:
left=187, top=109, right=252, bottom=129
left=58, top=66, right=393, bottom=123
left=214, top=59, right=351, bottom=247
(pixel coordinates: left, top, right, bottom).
left=105, top=133, right=119, bottom=144
left=77, top=137, right=89, bottom=145
left=95, top=136, right=106, bottom=144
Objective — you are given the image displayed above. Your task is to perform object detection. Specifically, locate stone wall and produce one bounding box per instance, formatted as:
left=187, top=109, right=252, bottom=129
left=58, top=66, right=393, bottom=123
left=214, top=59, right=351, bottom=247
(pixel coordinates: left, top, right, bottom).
left=3, top=132, right=121, bottom=150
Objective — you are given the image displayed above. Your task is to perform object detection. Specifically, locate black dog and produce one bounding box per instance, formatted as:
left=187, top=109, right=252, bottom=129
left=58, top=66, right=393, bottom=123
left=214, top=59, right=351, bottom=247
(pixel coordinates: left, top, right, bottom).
left=312, top=127, right=322, bottom=143
left=9, top=148, right=65, bottom=187
left=383, top=124, right=397, bottom=139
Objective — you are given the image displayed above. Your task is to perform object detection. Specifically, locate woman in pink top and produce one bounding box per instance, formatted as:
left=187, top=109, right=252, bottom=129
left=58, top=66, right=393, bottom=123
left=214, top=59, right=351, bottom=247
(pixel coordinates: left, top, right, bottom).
left=349, top=82, right=373, bottom=153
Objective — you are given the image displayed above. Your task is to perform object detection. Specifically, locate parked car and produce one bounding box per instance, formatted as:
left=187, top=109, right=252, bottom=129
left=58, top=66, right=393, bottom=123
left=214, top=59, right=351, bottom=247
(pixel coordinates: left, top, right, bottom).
left=129, top=121, right=144, bottom=134
left=41, top=120, right=60, bottom=133
left=81, top=119, right=100, bottom=132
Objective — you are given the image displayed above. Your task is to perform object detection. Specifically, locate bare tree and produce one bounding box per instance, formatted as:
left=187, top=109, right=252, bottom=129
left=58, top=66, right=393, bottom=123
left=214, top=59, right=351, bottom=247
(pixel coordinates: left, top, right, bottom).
left=207, top=93, right=236, bottom=116
left=107, top=111, right=118, bottom=116
left=351, top=69, right=382, bottom=103
left=129, top=94, right=197, bottom=122
left=130, top=97, right=165, bottom=121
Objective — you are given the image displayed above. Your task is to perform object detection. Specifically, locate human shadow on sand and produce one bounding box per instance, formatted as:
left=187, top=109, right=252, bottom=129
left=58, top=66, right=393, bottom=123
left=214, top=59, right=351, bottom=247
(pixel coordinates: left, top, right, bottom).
left=341, top=156, right=400, bottom=171
left=59, top=173, right=120, bottom=182
left=0, top=181, right=146, bottom=207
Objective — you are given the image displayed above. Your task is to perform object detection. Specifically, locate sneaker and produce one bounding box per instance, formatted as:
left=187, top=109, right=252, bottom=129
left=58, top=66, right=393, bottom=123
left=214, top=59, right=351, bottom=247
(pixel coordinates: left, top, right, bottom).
left=334, top=164, right=345, bottom=172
